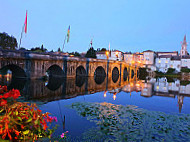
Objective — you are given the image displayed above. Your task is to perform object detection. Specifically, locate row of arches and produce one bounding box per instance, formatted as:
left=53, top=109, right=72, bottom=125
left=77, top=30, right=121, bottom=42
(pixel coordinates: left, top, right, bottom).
left=0, top=64, right=137, bottom=82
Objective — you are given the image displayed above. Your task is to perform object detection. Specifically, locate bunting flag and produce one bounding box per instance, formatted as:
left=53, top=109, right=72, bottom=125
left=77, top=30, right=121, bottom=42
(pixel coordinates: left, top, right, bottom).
left=67, top=25, right=70, bottom=43
left=24, top=11, right=27, bottom=33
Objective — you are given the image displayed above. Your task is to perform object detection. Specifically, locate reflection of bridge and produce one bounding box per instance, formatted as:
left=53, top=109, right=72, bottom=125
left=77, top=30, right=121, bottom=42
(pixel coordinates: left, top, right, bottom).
left=0, top=49, right=139, bottom=80
left=0, top=74, right=139, bottom=102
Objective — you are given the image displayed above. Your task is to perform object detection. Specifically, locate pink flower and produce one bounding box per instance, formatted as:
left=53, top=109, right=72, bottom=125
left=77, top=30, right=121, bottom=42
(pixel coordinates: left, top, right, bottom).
left=61, top=133, right=65, bottom=138
left=53, top=116, right=58, bottom=122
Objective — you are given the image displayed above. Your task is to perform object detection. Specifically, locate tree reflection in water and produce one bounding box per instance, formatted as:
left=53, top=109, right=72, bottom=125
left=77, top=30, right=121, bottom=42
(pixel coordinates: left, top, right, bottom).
left=46, top=76, right=64, bottom=91
left=75, top=76, right=86, bottom=87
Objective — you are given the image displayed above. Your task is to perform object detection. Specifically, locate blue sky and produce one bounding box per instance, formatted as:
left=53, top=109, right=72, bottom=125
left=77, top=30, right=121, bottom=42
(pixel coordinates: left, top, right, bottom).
left=0, top=0, right=190, bottom=53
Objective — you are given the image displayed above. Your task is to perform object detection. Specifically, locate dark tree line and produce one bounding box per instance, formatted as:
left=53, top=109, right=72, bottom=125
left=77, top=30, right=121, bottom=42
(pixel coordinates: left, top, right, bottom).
left=85, top=47, right=97, bottom=58
left=0, top=32, right=18, bottom=50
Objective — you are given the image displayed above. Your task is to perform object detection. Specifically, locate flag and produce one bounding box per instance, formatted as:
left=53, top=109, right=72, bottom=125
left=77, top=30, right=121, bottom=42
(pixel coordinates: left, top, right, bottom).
left=67, top=25, right=70, bottom=43
left=24, top=11, right=27, bottom=33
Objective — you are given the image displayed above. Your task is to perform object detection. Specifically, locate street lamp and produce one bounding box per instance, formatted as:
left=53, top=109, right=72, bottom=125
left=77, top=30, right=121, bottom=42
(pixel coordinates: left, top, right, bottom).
left=106, top=51, right=109, bottom=60
left=115, top=51, right=119, bottom=61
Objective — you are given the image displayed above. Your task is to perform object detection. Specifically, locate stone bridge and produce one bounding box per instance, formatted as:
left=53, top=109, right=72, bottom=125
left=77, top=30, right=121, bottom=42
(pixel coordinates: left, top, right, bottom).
left=0, top=49, right=139, bottom=81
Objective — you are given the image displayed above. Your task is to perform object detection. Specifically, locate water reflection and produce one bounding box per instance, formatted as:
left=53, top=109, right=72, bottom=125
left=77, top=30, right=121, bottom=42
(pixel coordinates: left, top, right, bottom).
left=75, top=76, right=86, bottom=87
left=46, top=77, right=64, bottom=91
left=1, top=72, right=190, bottom=113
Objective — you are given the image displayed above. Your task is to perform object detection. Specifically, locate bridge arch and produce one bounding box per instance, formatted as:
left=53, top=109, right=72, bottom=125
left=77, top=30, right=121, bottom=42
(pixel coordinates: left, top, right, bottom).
left=112, top=67, right=119, bottom=83
left=123, top=67, right=128, bottom=81
left=131, top=69, right=134, bottom=78
left=94, top=66, right=106, bottom=85
left=46, top=64, right=64, bottom=77
left=76, top=65, right=86, bottom=76
left=0, top=64, right=26, bottom=78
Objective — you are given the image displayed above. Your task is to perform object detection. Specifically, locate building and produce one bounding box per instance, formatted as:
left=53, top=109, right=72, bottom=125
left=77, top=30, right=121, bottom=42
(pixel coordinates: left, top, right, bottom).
left=181, top=56, right=190, bottom=68
left=96, top=51, right=108, bottom=60
left=155, top=55, right=171, bottom=73
left=156, top=51, right=178, bottom=57
left=155, top=55, right=181, bottom=73
left=143, top=50, right=156, bottom=67
left=96, top=50, right=123, bottom=61
left=109, top=50, right=123, bottom=61
left=180, top=35, right=188, bottom=56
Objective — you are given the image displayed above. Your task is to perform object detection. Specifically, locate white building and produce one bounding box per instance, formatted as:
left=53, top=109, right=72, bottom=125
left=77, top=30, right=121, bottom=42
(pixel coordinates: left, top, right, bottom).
left=155, top=55, right=181, bottom=73
left=96, top=50, right=123, bottom=61
left=143, top=50, right=156, bottom=71
left=96, top=51, right=107, bottom=60
left=181, top=56, right=190, bottom=68
left=109, top=50, right=123, bottom=61
left=123, top=52, right=143, bottom=66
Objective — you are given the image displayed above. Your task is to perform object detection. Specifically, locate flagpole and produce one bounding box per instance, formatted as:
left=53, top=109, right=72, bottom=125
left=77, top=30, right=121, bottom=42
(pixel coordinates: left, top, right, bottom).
left=19, top=24, right=25, bottom=49
left=62, top=35, right=67, bottom=52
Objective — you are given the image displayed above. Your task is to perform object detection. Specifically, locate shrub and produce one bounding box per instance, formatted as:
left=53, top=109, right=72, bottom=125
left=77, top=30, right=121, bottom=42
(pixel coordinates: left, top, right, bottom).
left=181, top=68, right=190, bottom=73
left=166, top=68, right=175, bottom=74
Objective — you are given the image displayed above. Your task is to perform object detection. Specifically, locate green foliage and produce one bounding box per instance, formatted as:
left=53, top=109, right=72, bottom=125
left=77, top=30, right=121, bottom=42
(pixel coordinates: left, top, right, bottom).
left=180, top=80, right=190, bottom=86
left=58, top=47, right=61, bottom=52
left=69, top=102, right=190, bottom=141
left=69, top=52, right=81, bottom=57
left=0, top=32, right=18, bottom=50
left=138, top=68, right=148, bottom=80
left=85, top=47, right=97, bottom=58
left=181, top=68, right=190, bottom=73
left=31, top=44, right=47, bottom=52
left=166, top=68, right=175, bottom=74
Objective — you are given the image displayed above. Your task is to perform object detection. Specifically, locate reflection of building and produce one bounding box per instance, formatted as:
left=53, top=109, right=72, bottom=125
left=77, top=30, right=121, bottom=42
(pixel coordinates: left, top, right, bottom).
left=141, top=81, right=153, bottom=97
left=178, top=95, right=184, bottom=113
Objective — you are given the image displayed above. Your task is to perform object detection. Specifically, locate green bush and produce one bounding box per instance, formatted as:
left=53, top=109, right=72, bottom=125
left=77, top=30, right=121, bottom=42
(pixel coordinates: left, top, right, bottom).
left=166, top=68, right=175, bottom=74
left=138, top=68, right=148, bottom=80
left=181, top=68, right=190, bottom=73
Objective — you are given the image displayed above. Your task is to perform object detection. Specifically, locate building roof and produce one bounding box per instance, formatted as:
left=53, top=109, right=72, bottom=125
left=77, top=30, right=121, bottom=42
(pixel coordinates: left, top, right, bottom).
left=157, top=51, right=178, bottom=54
left=171, top=56, right=181, bottom=60
left=158, top=55, right=172, bottom=58
left=143, top=50, right=154, bottom=52
left=181, top=55, right=190, bottom=59
left=96, top=51, right=106, bottom=55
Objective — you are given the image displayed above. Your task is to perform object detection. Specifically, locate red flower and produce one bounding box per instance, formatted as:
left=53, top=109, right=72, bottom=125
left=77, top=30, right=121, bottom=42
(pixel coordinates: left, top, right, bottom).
left=2, top=86, right=7, bottom=92
left=12, top=89, right=20, bottom=99
left=3, top=92, right=10, bottom=99
left=14, top=129, right=20, bottom=136
left=0, top=99, right=7, bottom=106
left=0, top=95, right=3, bottom=99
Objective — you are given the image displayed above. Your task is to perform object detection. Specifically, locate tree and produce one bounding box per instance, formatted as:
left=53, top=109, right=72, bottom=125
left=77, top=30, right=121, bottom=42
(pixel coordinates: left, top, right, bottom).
left=58, top=47, right=61, bottom=52
left=69, top=51, right=81, bottom=57
left=100, top=48, right=106, bottom=51
left=0, top=32, right=18, bottom=50
left=85, top=47, right=97, bottom=58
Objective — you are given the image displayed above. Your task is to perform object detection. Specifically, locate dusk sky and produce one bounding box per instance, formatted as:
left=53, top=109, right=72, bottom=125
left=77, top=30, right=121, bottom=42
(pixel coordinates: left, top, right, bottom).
left=1, top=0, right=190, bottom=53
